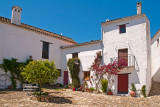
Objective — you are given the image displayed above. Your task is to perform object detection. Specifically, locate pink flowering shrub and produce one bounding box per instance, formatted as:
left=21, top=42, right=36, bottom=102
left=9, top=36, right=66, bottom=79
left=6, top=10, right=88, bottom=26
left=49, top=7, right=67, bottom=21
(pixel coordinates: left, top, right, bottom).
left=89, top=51, right=128, bottom=91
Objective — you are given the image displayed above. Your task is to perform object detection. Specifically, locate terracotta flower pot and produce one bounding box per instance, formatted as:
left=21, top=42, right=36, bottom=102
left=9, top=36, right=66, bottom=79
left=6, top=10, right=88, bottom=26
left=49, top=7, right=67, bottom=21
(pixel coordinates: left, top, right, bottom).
left=72, top=88, right=76, bottom=91
left=130, top=91, right=136, bottom=97
left=107, top=92, right=112, bottom=95
left=8, top=86, right=12, bottom=89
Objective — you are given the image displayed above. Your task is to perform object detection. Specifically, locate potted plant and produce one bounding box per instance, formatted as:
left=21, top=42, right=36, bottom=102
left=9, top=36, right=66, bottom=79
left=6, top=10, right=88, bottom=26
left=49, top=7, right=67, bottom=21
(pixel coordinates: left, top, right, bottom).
left=130, top=83, right=136, bottom=97
left=72, top=86, right=76, bottom=91
left=141, top=85, right=146, bottom=97
left=107, top=88, right=112, bottom=95
left=89, top=87, right=95, bottom=93
left=8, top=86, right=12, bottom=89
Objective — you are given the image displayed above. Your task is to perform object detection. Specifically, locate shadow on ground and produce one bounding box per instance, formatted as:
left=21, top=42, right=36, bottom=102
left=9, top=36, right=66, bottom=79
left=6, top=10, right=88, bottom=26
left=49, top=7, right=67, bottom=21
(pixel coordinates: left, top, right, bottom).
left=149, top=81, right=160, bottom=96
left=47, top=96, right=72, bottom=104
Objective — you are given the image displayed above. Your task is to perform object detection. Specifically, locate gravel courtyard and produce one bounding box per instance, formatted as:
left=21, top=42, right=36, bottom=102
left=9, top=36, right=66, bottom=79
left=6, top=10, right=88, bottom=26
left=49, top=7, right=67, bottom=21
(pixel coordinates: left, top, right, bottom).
left=0, top=89, right=160, bottom=107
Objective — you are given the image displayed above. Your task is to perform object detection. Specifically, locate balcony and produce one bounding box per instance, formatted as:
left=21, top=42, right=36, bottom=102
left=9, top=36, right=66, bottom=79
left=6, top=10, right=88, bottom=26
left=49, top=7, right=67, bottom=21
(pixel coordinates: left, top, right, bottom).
left=110, top=54, right=136, bottom=72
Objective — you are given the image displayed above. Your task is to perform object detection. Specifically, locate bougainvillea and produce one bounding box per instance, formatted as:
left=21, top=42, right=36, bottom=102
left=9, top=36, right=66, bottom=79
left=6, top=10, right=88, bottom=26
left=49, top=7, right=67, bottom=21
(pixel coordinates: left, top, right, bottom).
left=90, top=51, right=128, bottom=91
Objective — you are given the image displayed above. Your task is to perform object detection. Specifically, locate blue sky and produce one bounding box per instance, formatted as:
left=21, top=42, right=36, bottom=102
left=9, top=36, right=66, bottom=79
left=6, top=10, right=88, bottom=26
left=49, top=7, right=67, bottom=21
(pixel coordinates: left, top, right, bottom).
left=0, top=0, right=160, bottom=43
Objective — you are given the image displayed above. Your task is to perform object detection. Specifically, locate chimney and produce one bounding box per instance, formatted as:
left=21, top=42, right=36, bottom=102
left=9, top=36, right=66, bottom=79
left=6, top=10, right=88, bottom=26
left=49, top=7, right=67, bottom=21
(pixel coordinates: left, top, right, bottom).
left=11, top=6, right=22, bottom=25
left=136, top=2, right=142, bottom=15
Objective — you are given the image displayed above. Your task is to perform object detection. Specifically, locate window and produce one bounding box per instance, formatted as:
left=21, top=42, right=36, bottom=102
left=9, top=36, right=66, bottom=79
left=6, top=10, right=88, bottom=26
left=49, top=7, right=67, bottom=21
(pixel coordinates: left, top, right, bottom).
left=18, top=10, right=20, bottom=12
left=15, top=9, right=17, bottom=11
left=57, top=69, right=61, bottom=77
left=72, top=53, right=78, bottom=58
left=119, top=24, right=126, bottom=34
left=83, top=71, right=90, bottom=81
left=42, top=42, right=49, bottom=59
left=157, top=38, right=159, bottom=47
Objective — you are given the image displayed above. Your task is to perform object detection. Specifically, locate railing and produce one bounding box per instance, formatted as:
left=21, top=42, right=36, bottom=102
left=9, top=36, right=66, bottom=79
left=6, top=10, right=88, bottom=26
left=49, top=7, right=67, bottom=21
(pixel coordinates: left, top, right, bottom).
left=110, top=54, right=135, bottom=68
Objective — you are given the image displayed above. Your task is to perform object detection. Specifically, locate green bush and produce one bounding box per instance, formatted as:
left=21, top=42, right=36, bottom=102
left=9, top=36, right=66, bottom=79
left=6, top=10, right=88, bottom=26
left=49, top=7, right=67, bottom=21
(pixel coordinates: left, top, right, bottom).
left=141, top=85, right=146, bottom=97
left=131, top=83, right=136, bottom=91
left=72, top=77, right=80, bottom=88
left=67, top=58, right=80, bottom=88
left=89, top=87, right=96, bottom=91
left=101, top=79, right=108, bottom=93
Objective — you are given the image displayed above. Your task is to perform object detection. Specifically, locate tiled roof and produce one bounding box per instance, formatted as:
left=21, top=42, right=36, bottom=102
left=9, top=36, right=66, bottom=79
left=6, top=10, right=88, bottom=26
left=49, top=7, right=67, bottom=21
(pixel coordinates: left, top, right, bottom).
left=152, top=29, right=160, bottom=40
left=60, top=40, right=102, bottom=49
left=0, top=16, right=77, bottom=44
left=101, top=13, right=146, bottom=26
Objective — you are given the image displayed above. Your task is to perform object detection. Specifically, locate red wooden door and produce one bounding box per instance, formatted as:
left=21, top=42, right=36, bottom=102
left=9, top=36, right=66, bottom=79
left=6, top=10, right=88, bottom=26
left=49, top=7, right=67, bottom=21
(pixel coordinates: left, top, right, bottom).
left=63, top=71, right=68, bottom=85
left=118, top=49, right=128, bottom=66
left=118, top=74, right=128, bottom=94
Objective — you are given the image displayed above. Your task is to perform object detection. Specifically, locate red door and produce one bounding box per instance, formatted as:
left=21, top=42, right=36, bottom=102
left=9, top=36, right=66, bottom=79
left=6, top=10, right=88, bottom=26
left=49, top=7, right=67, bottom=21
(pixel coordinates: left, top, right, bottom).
left=63, top=71, right=68, bottom=85
left=118, top=49, right=128, bottom=66
left=118, top=74, right=128, bottom=94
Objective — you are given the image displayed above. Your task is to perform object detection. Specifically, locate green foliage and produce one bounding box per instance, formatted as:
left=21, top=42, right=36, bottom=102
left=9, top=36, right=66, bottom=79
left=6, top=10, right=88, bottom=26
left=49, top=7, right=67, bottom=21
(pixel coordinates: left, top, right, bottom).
left=131, top=83, right=136, bottom=91
left=67, top=58, right=80, bottom=88
left=101, top=79, right=108, bottom=93
left=141, top=85, right=146, bottom=97
left=33, top=92, right=49, bottom=96
left=89, top=87, right=96, bottom=91
left=22, top=60, right=59, bottom=95
left=72, top=78, right=80, bottom=88
left=108, top=88, right=112, bottom=92
left=1, top=58, right=28, bottom=88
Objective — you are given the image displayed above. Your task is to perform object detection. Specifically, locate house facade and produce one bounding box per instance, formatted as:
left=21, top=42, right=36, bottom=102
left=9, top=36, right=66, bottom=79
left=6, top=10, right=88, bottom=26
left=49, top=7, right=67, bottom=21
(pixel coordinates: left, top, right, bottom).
left=0, top=6, right=76, bottom=89
left=151, top=29, right=160, bottom=82
left=0, top=2, right=158, bottom=96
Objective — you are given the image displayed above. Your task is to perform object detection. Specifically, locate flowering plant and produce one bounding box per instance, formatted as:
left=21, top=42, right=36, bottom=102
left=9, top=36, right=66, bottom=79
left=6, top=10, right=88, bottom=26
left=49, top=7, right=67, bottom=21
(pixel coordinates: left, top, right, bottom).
left=89, top=51, right=128, bottom=90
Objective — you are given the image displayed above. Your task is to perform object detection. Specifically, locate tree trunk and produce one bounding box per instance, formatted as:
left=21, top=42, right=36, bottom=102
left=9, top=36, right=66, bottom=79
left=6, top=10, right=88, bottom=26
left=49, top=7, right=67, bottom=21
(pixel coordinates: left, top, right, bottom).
left=39, top=83, right=42, bottom=95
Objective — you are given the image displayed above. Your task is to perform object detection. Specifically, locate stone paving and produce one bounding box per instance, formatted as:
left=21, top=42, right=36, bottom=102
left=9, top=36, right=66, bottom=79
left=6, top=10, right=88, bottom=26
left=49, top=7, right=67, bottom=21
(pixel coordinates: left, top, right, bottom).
left=0, top=89, right=160, bottom=107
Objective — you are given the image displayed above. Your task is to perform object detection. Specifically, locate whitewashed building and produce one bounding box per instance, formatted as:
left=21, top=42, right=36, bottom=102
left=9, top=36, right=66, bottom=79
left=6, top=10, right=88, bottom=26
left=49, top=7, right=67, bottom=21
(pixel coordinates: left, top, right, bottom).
left=151, top=29, right=160, bottom=82
left=0, top=6, right=76, bottom=89
left=0, top=2, right=158, bottom=96
left=101, top=2, right=151, bottom=95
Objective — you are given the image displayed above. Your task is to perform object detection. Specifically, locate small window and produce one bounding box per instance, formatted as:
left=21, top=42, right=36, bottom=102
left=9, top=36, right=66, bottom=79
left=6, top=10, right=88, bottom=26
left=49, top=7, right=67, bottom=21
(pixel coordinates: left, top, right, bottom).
left=18, top=10, right=20, bottom=12
left=72, top=53, right=78, bottom=58
left=57, top=69, right=61, bottom=77
left=157, top=38, right=159, bottom=47
left=84, top=71, right=90, bottom=81
left=119, top=24, right=126, bottom=34
left=15, top=9, right=17, bottom=11
left=42, top=42, right=49, bottom=59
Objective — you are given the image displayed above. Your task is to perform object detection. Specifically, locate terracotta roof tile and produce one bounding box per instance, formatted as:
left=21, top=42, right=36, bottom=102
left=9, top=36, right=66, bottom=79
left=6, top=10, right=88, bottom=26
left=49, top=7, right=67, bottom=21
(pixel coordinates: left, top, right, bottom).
left=0, top=16, right=77, bottom=44
left=60, top=40, right=102, bottom=49
left=152, top=29, right=160, bottom=40
left=101, top=13, right=146, bottom=26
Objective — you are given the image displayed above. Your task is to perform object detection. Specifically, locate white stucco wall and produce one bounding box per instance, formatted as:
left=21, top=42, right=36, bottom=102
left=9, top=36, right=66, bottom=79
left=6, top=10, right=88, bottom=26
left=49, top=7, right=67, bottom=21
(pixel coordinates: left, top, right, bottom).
left=61, top=42, right=102, bottom=86
left=0, top=22, right=74, bottom=88
left=151, top=31, right=160, bottom=82
left=102, top=16, right=151, bottom=95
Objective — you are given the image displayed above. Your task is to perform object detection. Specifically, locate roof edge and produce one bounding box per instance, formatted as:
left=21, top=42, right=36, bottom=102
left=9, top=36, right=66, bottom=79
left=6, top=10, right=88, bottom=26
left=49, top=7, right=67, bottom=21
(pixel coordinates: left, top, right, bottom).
left=60, top=40, right=102, bottom=49
left=0, top=16, right=77, bottom=44
left=151, top=29, right=160, bottom=41
left=101, top=13, right=146, bottom=26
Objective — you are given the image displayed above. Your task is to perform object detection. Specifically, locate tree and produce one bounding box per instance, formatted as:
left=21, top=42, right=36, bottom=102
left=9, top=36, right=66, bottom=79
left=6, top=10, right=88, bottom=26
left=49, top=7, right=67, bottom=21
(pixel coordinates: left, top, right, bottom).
left=21, top=60, right=59, bottom=95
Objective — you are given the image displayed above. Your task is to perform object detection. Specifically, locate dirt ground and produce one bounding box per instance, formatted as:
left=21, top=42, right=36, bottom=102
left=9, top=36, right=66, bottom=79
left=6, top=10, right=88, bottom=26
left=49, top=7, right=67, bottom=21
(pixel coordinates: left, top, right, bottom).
left=0, top=89, right=160, bottom=107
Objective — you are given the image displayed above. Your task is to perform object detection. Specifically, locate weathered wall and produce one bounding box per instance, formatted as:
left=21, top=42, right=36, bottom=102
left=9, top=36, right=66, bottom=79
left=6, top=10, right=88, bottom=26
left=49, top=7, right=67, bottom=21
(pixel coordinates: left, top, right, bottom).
left=102, top=16, right=151, bottom=95
left=0, top=22, right=73, bottom=88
